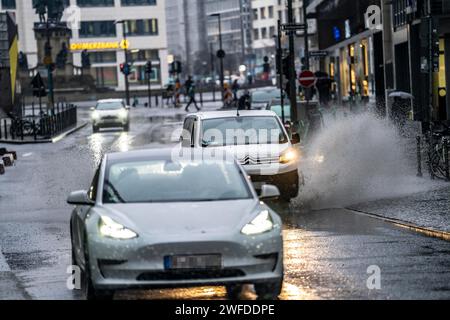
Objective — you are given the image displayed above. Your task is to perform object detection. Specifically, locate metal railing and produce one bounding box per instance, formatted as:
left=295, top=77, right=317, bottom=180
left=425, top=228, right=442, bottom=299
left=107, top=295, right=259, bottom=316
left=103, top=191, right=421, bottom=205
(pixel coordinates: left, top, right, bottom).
left=0, top=103, right=77, bottom=141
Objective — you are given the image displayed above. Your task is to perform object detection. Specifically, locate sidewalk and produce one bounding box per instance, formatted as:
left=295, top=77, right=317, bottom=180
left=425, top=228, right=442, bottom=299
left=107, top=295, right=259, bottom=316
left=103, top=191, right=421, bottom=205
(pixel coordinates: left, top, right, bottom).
left=349, top=184, right=450, bottom=236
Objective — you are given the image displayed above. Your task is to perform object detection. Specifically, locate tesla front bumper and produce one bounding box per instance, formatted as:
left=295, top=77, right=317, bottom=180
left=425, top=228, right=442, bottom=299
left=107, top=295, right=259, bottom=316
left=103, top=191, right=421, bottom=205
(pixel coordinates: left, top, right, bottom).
left=87, top=231, right=283, bottom=290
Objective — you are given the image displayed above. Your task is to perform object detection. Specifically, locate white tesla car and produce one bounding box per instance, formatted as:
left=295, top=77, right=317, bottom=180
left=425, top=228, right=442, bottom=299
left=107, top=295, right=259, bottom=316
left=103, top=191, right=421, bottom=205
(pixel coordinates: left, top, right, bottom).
left=91, top=99, right=130, bottom=133
left=181, top=110, right=302, bottom=201
left=68, top=149, right=284, bottom=300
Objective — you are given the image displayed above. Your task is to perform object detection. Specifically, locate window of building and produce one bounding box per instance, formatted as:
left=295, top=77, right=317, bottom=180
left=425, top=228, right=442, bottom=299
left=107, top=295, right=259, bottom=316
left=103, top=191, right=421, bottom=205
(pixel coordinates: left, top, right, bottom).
left=129, top=49, right=159, bottom=62
left=90, top=66, right=118, bottom=87
left=253, top=8, right=258, bottom=20
left=90, top=51, right=117, bottom=63
left=1, top=0, right=15, bottom=9
left=261, top=27, right=267, bottom=39
left=268, top=6, right=274, bottom=19
left=253, top=29, right=259, bottom=40
left=129, top=64, right=160, bottom=85
left=76, top=0, right=114, bottom=7
left=121, top=0, right=156, bottom=6
left=125, top=19, right=158, bottom=36
left=79, top=21, right=116, bottom=38
left=260, top=7, right=266, bottom=19
left=269, top=26, right=275, bottom=38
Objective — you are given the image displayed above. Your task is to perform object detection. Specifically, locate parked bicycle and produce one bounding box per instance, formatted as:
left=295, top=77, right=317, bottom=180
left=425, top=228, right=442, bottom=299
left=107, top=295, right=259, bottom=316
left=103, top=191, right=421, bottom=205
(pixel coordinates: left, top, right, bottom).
left=427, top=124, right=450, bottom=181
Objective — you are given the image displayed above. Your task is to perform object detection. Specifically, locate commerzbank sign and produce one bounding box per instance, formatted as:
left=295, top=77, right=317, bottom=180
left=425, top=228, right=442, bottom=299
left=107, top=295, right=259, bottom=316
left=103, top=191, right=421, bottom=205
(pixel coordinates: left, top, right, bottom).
left=70, top=40, right=130, bottom=51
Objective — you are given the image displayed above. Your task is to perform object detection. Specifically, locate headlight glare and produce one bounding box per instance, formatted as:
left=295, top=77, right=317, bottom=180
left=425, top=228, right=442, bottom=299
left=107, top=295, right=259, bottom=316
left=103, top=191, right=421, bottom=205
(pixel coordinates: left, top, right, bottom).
left=118, top=109, right=128, bottom=119
left=99, top=216, right=138, bottom=240
left=241, top=210, right=274, bottom=235
left=92, top=111, right=100, bottom=120
left=279, top=148, right=298, bottom=164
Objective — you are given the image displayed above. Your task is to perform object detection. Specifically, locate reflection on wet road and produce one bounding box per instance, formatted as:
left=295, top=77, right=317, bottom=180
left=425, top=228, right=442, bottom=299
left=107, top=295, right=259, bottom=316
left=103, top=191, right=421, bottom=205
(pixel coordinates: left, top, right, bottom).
left=0, top=107, right=450, bottom=300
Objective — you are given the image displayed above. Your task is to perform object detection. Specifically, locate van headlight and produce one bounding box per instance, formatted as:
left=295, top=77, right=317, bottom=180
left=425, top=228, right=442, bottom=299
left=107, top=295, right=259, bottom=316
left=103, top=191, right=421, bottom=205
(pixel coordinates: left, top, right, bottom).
left=279, top=148, right=298, bottom=164
left=241, top=210, right=274, bottom=235
left=99, top=216, right=138, bottom=240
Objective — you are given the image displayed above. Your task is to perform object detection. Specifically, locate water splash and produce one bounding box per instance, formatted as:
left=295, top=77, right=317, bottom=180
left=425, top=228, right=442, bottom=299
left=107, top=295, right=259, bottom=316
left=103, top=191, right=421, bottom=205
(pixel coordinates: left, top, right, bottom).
left=296, top=112, right=443, bottom=209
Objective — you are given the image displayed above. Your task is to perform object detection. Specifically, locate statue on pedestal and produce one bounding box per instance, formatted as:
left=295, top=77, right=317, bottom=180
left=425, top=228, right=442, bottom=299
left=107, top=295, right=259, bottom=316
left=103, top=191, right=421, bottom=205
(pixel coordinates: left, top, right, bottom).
left=33, top=0, right=47, bottom=23
left=33, top=0, right=65, bottom=24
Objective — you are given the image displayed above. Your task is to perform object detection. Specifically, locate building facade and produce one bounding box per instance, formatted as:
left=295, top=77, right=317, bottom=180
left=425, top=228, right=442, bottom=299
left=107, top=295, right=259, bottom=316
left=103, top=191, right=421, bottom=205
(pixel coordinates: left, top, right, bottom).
left=0, top=0, right=169, bottom=91
left=205, top=0, right=253, bottom=75
left=165, top=0, right=208, bottom=77
left=390, top=0, right=450, bottom=122
left=307, top=0, right=383, bottom=108
left=252, top=0, right=306, bottom=76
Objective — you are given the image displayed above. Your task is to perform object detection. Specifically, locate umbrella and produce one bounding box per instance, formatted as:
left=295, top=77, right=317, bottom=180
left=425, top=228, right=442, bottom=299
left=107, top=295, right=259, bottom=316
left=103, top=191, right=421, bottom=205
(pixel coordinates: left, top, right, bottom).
left=389, top=91, right=414, bottom=99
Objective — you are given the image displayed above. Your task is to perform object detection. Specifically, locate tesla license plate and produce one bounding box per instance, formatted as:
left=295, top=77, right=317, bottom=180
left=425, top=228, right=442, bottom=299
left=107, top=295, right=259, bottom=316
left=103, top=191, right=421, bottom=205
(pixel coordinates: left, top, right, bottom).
left=165, top=255, right=222, bottom=270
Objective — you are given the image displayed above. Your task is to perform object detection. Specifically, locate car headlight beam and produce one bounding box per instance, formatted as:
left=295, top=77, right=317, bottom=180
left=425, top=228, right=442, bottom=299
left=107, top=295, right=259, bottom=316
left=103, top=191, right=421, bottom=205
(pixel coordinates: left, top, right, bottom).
left=92, top=111, right=100, bottom=120
left=279, top=147, right=298, bottom=164
left=241, top=210, right=274, bottom=236
left=99, top=216, right=138, bottom=240
left=118, top=109, right=128, bottom=119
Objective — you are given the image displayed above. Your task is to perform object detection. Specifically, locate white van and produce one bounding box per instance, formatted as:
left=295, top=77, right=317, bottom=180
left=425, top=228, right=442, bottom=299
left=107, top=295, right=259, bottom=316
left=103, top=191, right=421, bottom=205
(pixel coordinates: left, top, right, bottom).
left=180, top=110, right=302, bottom=201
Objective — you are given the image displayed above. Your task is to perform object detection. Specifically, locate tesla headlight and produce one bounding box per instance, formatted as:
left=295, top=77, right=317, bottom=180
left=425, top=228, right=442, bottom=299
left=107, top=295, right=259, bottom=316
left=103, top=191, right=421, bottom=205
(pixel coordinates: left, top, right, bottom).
left=99, top=216, right=138, bottom=240
left=118, top=109, right=128, bottom=119
left=279, top=148, right=298, bottom=164
left=241, top=210, right=274, bottom=236
left=92, top=111, right=100, bottom=120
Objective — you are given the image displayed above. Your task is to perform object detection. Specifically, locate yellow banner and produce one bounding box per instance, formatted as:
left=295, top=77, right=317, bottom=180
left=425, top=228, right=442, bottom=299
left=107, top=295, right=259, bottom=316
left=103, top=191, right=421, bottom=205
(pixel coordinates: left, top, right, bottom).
left=70, top=40, right=130, bottom=51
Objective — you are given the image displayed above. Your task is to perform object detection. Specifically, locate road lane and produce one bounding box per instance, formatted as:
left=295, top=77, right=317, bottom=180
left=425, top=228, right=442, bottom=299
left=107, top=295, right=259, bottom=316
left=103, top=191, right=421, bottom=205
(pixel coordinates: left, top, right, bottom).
left=0, top=107, right=449, bottom=300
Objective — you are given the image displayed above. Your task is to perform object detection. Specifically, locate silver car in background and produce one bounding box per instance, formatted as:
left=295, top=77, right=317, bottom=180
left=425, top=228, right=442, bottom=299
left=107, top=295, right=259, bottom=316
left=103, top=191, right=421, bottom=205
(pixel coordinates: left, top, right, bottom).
left=68, top=149, right=284, bottom=300
left=91, top=99, right=130, bottom=133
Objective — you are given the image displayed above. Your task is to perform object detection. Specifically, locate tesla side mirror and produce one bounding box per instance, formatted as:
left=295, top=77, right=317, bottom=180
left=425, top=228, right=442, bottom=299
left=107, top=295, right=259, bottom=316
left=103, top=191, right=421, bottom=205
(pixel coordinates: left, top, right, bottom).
left=259, top=185, right=280, bottom=200
left=67, top=190, right=94, bottom=206
left=291, top=133, right=301, bottom=145
left=125, top=105, right=131, bottom=110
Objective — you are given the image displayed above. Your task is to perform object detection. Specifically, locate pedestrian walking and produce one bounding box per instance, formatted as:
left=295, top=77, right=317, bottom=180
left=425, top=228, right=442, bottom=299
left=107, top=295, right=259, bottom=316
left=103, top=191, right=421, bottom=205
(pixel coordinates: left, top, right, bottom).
left=231, top=79, right=240, bottom=101
left=132, top=96, right=139, bottom=108
left=185, top=83, right=200, bottom=112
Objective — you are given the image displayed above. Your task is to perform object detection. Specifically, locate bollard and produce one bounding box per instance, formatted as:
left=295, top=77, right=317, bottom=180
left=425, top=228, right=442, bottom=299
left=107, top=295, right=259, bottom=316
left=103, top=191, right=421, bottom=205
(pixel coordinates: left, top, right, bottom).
left=4, top=119, right=7, bottom=140
left=33, top=119, right=37, bottom=141
left=417, top=135, right=423, bottom=177
left=444, top=138, right=450, bottom=181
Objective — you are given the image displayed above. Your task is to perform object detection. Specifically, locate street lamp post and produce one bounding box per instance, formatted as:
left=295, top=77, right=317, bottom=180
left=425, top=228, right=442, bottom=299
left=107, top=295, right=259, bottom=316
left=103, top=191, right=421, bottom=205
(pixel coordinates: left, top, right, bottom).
left=210, top=13, right=224, bottom=102
left=115, top=20, right=130, bottom=106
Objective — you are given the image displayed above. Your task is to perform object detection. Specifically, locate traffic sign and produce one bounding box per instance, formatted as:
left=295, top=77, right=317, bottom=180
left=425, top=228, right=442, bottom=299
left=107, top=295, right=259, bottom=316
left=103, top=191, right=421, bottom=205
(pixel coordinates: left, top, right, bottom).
left=281, top=23, right=306, bottom=32
left=310, top=50, right=328, bottom=58
left=299, top=70, right=317, bottom=88
left=43, top=55, right=53, bottom=66
left=217, top=49, right=226, bottom=59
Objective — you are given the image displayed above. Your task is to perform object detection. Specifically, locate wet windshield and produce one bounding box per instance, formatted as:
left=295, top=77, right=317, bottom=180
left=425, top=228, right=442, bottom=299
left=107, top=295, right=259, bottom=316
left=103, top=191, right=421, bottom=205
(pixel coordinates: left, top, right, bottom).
left=201, top=116, right=288, bottom=147
left=96, top=101, right=124, bottom=110
left=103, top=160, right=252, bottom=203
left=252, top=91, right=280, bottom=103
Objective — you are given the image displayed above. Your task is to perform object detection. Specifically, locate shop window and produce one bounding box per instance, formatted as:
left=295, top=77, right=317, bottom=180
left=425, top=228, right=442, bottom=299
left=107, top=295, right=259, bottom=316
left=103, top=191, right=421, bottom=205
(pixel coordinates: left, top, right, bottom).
left=90, top=66, right=118, bottom=87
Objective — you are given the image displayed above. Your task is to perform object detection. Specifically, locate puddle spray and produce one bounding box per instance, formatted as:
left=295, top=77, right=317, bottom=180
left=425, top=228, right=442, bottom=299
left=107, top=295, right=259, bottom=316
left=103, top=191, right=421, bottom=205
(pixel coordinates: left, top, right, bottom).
left=296, top=112, right=444, bottom=210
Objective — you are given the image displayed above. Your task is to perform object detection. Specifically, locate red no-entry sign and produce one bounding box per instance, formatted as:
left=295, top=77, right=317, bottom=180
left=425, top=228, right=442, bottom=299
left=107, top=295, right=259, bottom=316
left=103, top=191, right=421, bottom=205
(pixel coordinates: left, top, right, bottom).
left=299, top=70, right=317, bottom=88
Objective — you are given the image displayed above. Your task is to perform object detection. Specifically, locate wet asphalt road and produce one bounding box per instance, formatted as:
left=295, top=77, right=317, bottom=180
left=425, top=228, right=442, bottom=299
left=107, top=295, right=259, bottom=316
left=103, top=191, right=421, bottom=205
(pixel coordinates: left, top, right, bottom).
left=0, top=106, right=450, bottom=300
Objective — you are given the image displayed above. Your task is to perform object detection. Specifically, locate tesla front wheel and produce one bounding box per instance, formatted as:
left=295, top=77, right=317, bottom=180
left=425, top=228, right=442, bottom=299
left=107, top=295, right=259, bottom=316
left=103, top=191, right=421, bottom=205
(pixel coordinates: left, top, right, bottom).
left=123, top=123, right=130, bottom=132
left=254, top=279, right=283, bottom=300
left=82, top=244, right=114, bottom=300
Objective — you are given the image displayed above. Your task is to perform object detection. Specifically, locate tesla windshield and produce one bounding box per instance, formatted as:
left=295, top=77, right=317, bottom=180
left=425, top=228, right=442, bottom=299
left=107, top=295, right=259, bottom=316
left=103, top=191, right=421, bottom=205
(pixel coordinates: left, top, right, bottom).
left=201, top=116, right=289, bottom=147
left=96, top=101, right=124, bottom=110
left=103, top=160, right=252, bottom=203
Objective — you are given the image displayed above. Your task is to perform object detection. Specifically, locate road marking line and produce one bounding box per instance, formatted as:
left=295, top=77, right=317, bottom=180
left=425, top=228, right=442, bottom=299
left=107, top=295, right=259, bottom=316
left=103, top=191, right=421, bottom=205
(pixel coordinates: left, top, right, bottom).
left=348, top=209, right=450, bottom=242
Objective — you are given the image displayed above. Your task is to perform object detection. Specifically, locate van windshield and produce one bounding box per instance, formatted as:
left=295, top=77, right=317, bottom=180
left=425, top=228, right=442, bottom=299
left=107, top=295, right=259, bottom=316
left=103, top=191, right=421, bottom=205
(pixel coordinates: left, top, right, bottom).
left=201, top=116, right=288, bottom=147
